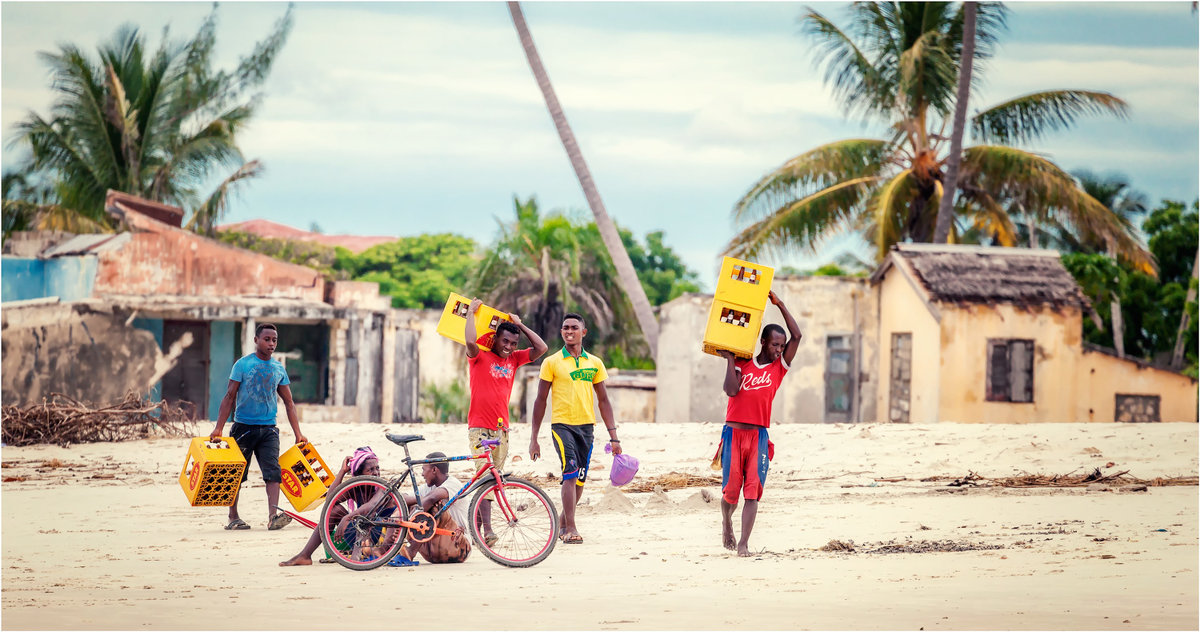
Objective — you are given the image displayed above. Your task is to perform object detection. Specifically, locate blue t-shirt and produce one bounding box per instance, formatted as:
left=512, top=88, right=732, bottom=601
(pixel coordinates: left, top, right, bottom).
left=229, top=354, right=290, bottom=425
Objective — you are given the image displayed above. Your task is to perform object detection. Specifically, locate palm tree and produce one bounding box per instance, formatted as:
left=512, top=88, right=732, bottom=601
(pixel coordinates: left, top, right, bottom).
left=726, top=2, right=1152, bottom=274
left=507, top=1, right=660, bottom=354
left=471, top=196, right=620, bottom=343
left=933, top=1, right=976, bottom=243
left=5, top=5, right=292, bottom=234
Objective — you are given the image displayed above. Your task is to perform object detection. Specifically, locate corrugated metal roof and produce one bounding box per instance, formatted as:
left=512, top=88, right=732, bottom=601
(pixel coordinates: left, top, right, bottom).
left=41, top=233, right=131, bottom=257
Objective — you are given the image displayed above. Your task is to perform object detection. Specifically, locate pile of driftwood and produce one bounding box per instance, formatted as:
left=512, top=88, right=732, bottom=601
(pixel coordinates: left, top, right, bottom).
left=625, top=472, right=721, bottom=493
left=1, top=392, right=196, bottom=447
left=928, top=469, right=1198, bottom=488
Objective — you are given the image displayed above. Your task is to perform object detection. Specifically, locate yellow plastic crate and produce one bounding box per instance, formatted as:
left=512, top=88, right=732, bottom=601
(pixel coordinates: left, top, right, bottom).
left=701, top=300, right=763, bottom=360
left=279, top=442, right=335, bottom=512
left=179, top=436, right=246, bottom=507
left=435, top=292, right=510, bottom=351
left=714, top=257, right=774, bottom=309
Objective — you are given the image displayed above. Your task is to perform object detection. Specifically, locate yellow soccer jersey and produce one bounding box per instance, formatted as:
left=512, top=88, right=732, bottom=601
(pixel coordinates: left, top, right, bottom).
left=539, top=347, right=609, bottom=426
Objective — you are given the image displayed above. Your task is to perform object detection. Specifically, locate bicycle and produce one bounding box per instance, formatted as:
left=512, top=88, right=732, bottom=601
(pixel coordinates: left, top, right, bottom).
left=317, top=432, right=559, bottom=570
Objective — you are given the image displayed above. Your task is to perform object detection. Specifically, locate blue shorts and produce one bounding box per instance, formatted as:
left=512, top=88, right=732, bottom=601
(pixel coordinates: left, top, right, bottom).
left=231, top=423, right=282, bottom=483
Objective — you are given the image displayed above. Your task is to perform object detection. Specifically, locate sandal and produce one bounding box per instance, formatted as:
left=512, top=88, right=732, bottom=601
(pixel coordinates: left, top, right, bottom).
left=484, top=533, right=499, bottom=547
left=561, top=533, right=584, bottom=544
left=225, top=518, right=250, bottom=530
left=387, top=555, right=420, bottom=567
left=268, top=512, right=293, bottom=531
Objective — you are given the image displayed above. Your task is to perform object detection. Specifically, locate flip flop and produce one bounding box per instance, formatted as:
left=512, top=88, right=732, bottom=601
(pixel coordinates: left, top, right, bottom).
left=225, top=518, right=250, bottom=530
left=484, top=534, right=499, bottom=547
left=561, top=533, right=583, bottom=544
left=268, top=512, right=293, bottom=531
left=387, top=556, right=420, bottom=567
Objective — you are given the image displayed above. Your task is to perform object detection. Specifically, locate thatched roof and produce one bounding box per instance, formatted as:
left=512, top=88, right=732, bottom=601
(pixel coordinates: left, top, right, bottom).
left=870, top=244, right=1089, bottom=310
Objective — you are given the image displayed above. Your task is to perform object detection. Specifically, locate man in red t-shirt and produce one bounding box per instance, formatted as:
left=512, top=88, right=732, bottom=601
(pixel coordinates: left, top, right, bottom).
left=716, top=290, right=801, bottom=557
left=464, top=298, right=547, bottom=545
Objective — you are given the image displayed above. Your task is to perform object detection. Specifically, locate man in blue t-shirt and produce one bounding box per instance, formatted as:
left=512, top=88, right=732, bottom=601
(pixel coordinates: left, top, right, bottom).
left=209, top=323, right=306, bottom=531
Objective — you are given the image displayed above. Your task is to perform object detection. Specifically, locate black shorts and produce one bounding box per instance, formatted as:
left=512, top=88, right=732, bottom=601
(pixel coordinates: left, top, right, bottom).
left=230, top=422, right=282, bottom=483
left=551, top=423, right=594, bottom=486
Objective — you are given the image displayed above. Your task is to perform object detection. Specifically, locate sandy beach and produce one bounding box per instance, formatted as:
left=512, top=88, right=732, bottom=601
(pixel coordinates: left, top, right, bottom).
left=1, top=420, right=1197, bottom=631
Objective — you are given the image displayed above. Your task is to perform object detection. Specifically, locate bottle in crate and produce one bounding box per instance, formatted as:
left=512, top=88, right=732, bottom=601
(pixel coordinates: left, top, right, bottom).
left=279, top=442, right=334, bottom=511
left=179, top=437, right=247, bottom=507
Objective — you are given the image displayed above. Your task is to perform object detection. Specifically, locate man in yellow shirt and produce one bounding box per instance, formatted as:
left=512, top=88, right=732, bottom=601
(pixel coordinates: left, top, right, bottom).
left=530, top=313, right=623, bottom=545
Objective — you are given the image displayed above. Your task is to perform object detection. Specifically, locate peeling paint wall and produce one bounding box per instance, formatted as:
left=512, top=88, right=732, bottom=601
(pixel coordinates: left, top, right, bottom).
left=937, top=304, right=1083, bottom=422
left=92, top=226, right=323, bottom=302
left=2, top=302, right=162, bottom=406
left=2, top=256, right=98, bottom=302
left=875, top=265, right=941, bottom=423
left=1079, top=350, right=1197, bottom=422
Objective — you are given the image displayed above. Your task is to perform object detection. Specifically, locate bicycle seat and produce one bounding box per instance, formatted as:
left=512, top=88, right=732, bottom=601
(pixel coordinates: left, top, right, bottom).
left=386, top=433, right=425, bottom=446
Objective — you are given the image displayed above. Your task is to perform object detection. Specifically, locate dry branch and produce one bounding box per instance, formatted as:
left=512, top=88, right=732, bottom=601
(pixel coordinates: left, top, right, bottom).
left=1, top=392, right=196, bottom=447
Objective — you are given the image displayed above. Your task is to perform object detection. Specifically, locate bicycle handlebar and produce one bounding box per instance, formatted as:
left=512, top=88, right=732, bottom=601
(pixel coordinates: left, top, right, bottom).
left=480, top=438, right=501, bottom=448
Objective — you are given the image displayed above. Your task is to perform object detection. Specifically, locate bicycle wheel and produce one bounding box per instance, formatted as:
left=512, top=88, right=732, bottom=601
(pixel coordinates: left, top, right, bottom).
left=468, top=476, right=559, bottom=567
left=318, top=475, right=408, bottom=571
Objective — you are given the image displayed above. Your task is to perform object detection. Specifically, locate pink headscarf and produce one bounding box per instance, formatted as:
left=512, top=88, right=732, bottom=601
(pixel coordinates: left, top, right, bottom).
left=349, top=446, right=377, bottom=476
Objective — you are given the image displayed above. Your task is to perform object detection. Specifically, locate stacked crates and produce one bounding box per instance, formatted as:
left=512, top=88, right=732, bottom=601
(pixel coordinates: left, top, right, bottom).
left=702, top=257, right=774, bottom=359
left=179, top=437, right=247, bottom=507
left=279, top=442, right=334, bottom=511
left=436, top=292, right=510, bottom=352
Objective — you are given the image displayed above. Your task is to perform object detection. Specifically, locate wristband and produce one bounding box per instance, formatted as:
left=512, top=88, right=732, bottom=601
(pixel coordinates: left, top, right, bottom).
left=609, top=439, right=620, bottom=443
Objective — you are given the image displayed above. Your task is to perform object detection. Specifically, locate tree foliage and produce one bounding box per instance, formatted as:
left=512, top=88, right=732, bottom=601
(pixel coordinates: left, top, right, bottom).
left=1063, top=199, right=1198, bottom=375
left=4, top=4, right=293, bottom=236
left=338, top=234, right=479, bottom=309
left=727, top=2, right=1150, bottom=273
left=471, top=196, right=698, bottom=368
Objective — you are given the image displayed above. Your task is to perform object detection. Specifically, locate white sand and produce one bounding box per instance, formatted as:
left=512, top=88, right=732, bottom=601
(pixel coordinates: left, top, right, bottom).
left=2, top=421, right=1197, bottom=630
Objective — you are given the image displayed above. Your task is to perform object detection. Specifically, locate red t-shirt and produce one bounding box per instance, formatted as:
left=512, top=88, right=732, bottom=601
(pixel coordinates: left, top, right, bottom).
left=467, top=348, right=533, bottom=430
left=725, top=357, right=790, bottom=427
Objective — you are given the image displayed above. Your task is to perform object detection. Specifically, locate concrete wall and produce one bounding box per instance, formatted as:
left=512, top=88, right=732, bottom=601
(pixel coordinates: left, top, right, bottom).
left=1079, top=350, right=1198, bottom=422
left=936, top=304, right=1084, bottom=423
left=131, top=317, right=164, bottom=402
left=208, top=321, right=236, bottom=419
left=875, top=261, right=942, bottom=423
left=655, top=276, right=878, bottom=424
left=1, top=301, right=162, bottom=406
left=521, top=368, right=657, bottom=425
left=655, top=293, right=726, bottom=423
left=2, top=256, right=98, bottom=303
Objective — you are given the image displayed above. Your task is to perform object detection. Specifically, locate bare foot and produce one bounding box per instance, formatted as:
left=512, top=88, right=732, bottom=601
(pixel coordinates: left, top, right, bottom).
left=278, top=554, right=312, bottom=567
left=722, top=525, right=736, bottom=550
left=737, top=546, right=752, bottom=558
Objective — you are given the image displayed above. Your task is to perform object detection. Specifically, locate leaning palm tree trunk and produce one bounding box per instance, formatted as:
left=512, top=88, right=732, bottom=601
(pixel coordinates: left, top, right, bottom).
left=1107, top=239, right=1125, bottom=357
left=933, top=1, right=977, bottom=243
left=507, top=1, right=659, bottom=353
left=1171, top=247, right=1199, bottom=369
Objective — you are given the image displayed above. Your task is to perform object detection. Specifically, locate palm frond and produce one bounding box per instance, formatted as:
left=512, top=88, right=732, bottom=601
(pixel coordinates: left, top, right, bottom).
left=865, top=168, right=916, bottom=259
left=186, top=160, right=263, bottom=236
left=724, top=175, right=881, bottom=261
left=803, top=8, right=894, bottom=120
left=734, top=138, right=892, bottom=221
left=972, top=90, right=1129, bottom=145
left=960, top=145, right=1154, bottom=274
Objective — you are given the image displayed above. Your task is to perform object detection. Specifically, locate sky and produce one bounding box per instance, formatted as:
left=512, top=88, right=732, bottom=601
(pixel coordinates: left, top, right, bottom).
left=2, top=1, right=1198, bottom=290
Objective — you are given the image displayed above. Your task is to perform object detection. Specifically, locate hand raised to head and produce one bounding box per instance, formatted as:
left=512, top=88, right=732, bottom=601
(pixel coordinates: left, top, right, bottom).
left=508, top=313, right=523, bottom=326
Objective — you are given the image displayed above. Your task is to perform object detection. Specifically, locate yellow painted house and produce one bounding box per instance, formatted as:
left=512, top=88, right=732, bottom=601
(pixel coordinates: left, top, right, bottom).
left=870, top=244, right=1197, bottom=423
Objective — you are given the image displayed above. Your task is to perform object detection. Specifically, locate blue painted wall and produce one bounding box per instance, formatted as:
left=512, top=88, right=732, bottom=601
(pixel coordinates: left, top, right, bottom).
left=2, top=257, right=45, bottom=302
left=44, top=257, right=98, bottom=301
left=208, top=321, right=236, bottom=420
left=132, top=318, right=164, bottom=402
left=1, top=256, right=97, bottom=302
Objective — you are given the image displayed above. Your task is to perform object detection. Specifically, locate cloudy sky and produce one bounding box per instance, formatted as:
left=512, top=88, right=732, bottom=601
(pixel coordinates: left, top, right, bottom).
left=2, top=2, right=1197, bottom=288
